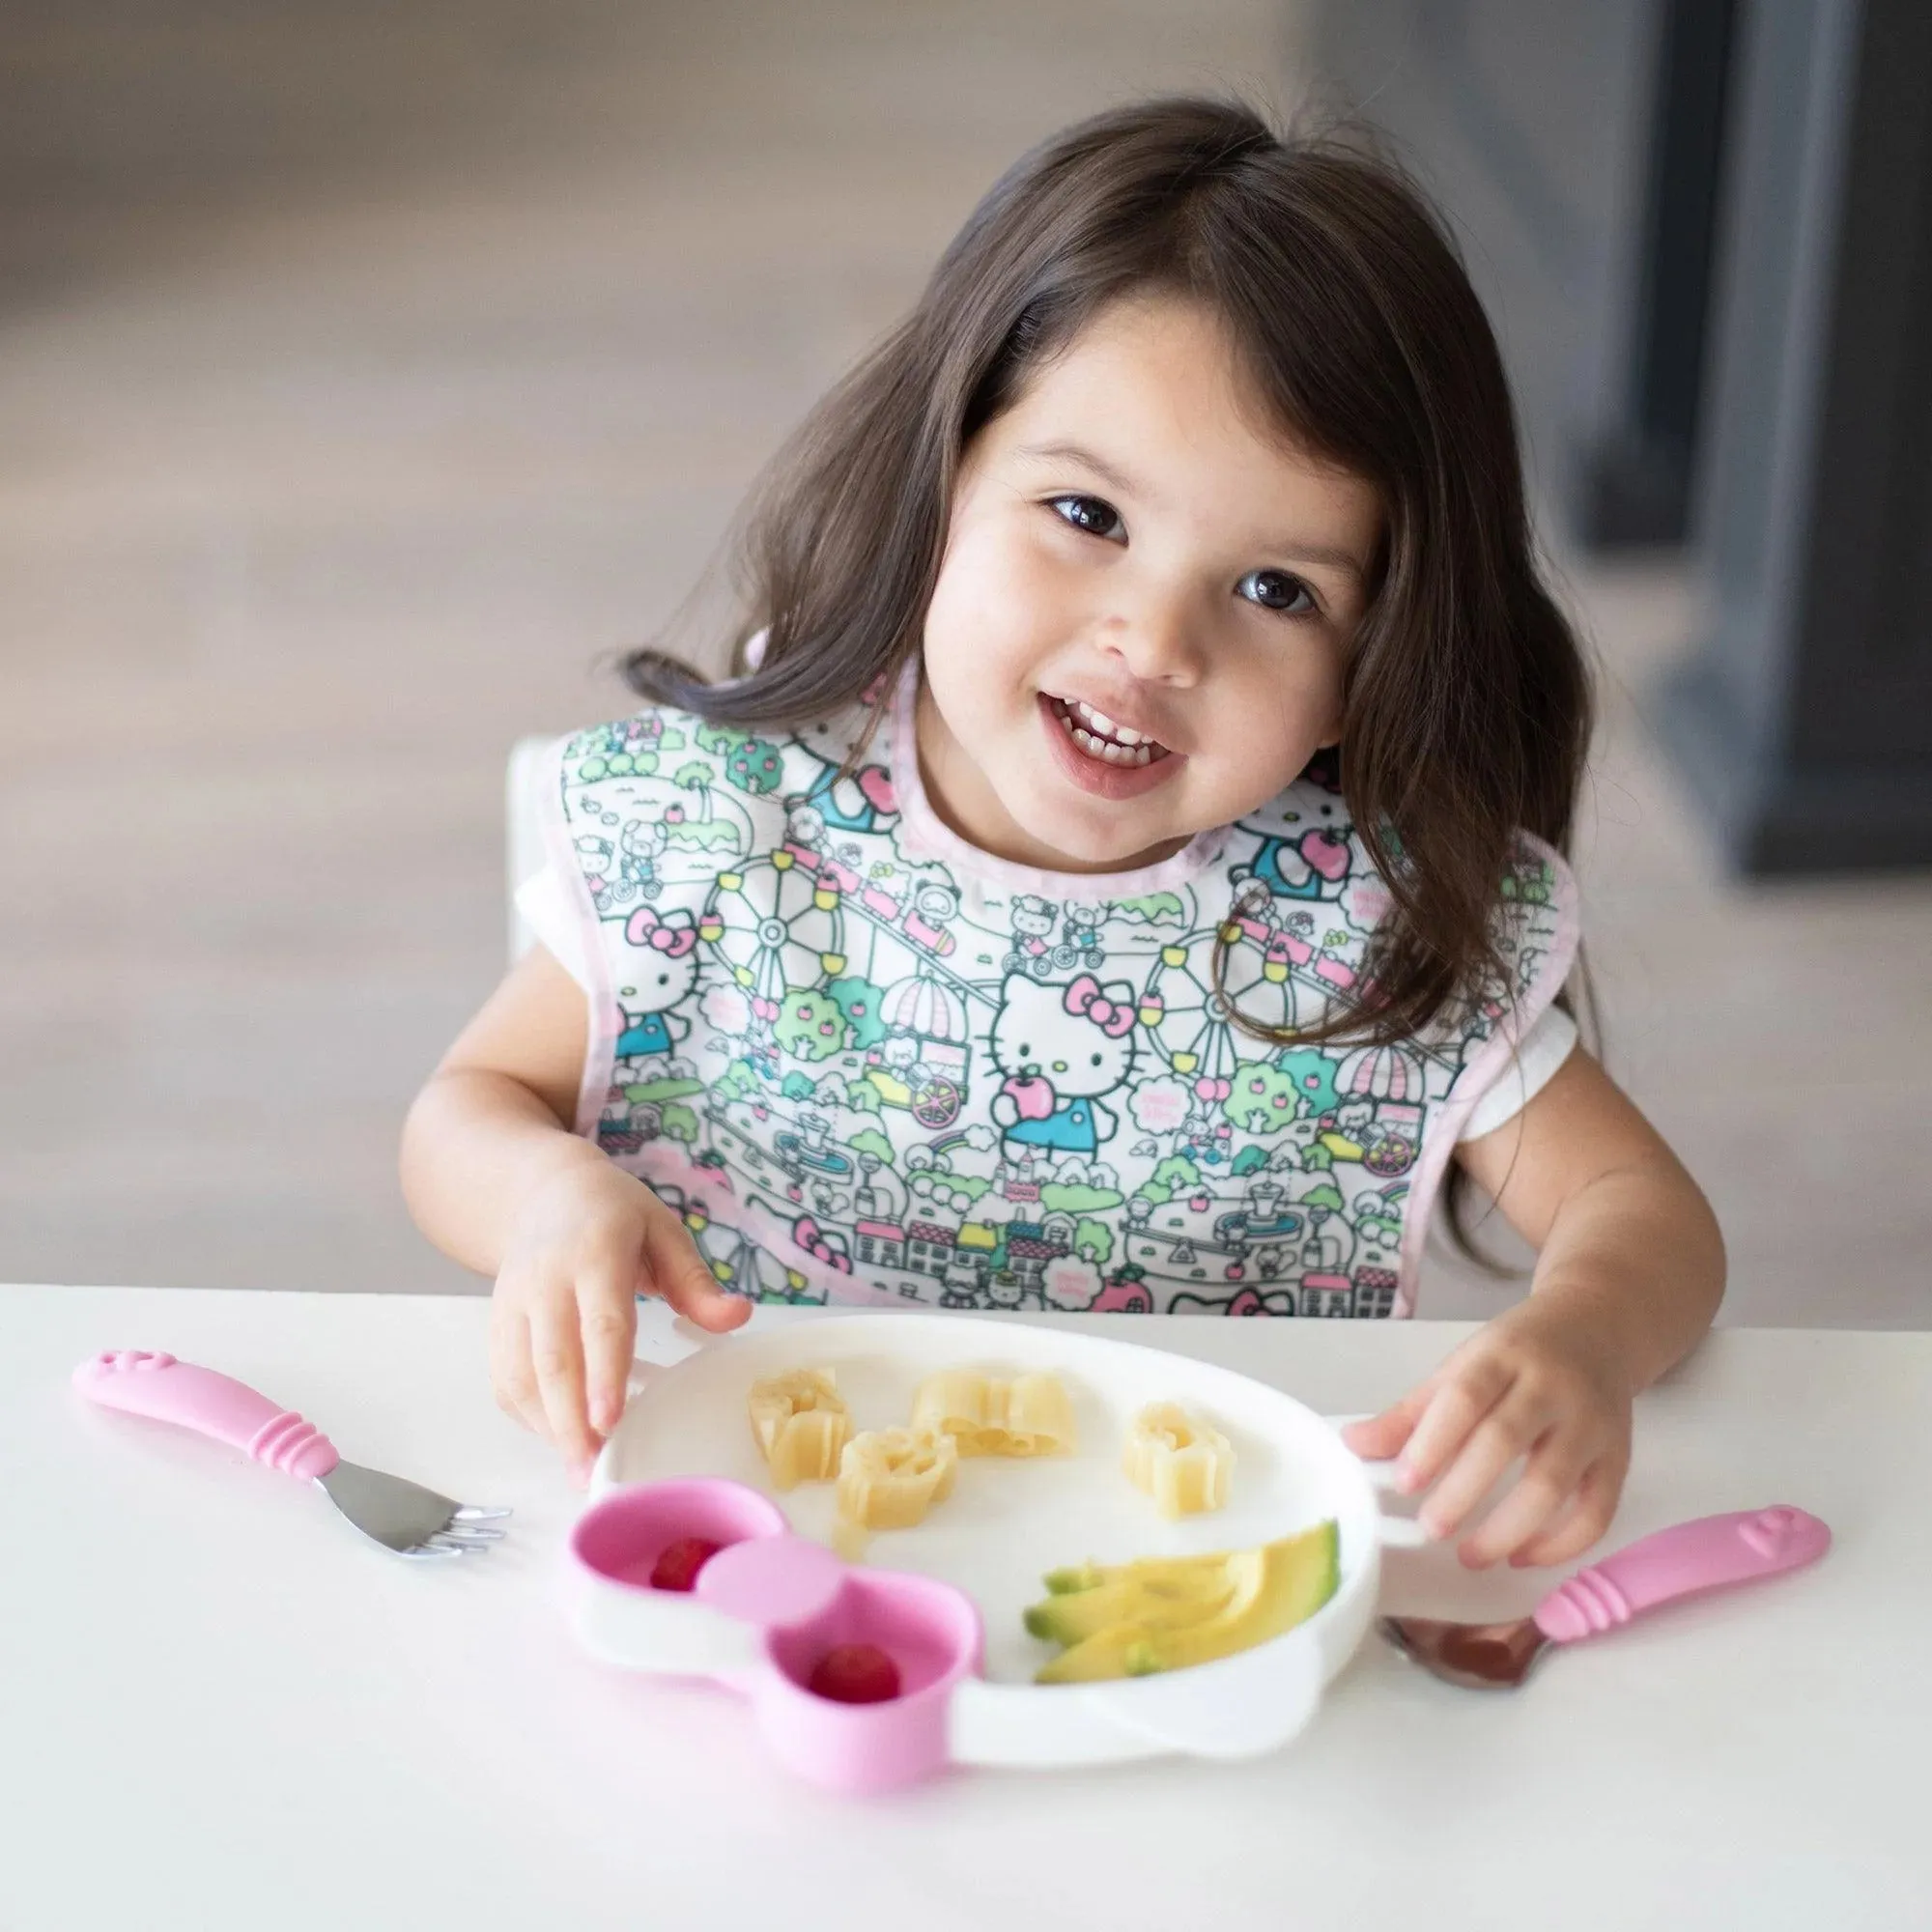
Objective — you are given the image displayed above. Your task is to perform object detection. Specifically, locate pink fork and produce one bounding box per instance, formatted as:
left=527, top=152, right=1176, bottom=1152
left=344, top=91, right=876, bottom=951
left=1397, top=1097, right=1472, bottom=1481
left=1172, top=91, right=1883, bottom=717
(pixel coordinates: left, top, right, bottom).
left=75, top=1350, right=511, bottom=1559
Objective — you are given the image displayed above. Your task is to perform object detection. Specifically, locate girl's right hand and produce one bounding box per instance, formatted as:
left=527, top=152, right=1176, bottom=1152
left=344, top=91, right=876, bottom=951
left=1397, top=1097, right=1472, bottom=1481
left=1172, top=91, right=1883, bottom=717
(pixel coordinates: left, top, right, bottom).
left=488, top=1146, right=750, bottom=1481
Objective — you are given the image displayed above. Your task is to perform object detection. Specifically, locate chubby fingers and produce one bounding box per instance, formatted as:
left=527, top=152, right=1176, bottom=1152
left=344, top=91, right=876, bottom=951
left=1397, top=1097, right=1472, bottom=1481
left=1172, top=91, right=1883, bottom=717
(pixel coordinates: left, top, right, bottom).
left=488, top=1292, right=547, bottom=1439
left=578, top=1262, right=639, bottom=1439
left=1508, top=1454, right=1628, bottom=1569
left=1339, top=1383, right=1435, bottom=1465
left=528, top=1290, right=602, bottom=1474
left=1390, top=1355, right=1516, bottom=1507
left=1450, top=1430, right=1600, bottom=1567
left=639, top=1196, right=753, bottom=1334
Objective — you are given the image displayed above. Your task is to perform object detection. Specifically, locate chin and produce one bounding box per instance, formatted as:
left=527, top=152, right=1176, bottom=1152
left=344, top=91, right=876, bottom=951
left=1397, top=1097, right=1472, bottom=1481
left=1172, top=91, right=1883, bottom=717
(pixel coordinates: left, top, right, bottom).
left=1012, top=800, right=1173, bottom=870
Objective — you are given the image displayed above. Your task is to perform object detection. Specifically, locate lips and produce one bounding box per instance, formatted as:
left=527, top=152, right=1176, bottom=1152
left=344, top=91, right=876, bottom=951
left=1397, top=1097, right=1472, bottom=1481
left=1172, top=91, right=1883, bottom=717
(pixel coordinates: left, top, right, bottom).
left=1035, top=694, right=1183, bottom=802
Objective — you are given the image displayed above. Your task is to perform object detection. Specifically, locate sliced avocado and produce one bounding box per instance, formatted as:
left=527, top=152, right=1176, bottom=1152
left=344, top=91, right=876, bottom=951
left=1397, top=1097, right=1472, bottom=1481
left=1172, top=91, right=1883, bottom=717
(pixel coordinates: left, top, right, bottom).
left=1042, top=1563, right=1104, bottom=1596
left=1035, top=1620, right=1166, bottom=1684
left=1129, top=1521, right=1339, bottom=1675
left=1032, top=1522, right=1340, bottom=1685
left=1024, top=1565, right=1235, bottom=1647
left=1040, top=1548, right=1236, bottom=1598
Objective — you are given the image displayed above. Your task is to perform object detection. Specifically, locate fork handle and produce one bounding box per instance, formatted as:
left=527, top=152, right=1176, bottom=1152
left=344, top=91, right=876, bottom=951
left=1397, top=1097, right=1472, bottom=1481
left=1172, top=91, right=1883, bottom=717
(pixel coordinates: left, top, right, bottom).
left=74, top=1350, right=340, bottom=1482
left=1533, top=1505, right=1831, bottom=1643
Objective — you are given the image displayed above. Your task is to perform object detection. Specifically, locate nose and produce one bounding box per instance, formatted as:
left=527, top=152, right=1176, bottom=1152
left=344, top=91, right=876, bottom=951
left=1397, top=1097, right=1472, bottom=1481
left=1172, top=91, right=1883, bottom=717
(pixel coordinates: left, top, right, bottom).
left=1051, top=1059, right=1068, bottom=1073
left=1097, top=584, right=1204, bottom=687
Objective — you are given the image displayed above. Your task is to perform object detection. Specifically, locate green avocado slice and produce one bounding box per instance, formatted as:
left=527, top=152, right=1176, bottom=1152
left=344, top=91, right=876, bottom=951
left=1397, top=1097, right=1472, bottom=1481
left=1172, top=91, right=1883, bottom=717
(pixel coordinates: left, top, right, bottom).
left=1032, top=1521, right=1340, bottom=1685
left=1024, top=1564, right=1236, bottom=1647
left=1040, top=1548, right=1238, bottom=1597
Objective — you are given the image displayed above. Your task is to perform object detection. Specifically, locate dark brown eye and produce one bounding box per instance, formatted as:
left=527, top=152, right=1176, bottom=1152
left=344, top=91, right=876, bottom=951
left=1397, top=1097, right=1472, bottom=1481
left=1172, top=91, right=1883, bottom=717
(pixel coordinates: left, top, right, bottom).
left=1049, top=495, right=1123, bottom=540
left=1241, top=569, right=1316, bottom=614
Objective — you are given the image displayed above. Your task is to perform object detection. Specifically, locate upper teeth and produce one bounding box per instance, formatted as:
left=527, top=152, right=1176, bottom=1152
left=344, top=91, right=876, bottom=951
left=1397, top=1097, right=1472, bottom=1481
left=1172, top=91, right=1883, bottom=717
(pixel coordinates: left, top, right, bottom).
left=1074, top=699, right=1142, bottom=746
left=1057, top=696, right=1161, bottom=766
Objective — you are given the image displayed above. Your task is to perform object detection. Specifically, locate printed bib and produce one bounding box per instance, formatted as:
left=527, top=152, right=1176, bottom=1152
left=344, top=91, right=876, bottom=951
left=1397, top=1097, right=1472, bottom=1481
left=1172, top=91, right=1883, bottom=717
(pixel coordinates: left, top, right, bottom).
left=542, top=665, right=1577, bottom=1318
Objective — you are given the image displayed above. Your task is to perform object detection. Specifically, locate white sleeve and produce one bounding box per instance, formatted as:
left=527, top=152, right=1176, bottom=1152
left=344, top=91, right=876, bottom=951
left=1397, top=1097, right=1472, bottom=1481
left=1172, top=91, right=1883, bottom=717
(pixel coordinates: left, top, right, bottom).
left=1455, top=1006, right=1578, bottom=1143
left=513, top=866, right=591, bottom=990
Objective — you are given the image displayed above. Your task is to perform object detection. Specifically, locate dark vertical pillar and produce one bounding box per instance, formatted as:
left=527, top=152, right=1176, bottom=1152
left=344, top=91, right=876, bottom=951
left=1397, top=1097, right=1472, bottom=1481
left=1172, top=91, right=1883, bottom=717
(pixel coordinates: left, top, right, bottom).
left=1308, top=0, right=1660, bottom=535
left=1654, top=0, right=1932, bottom=873
left=1572, top=0, right=1738, bottom=545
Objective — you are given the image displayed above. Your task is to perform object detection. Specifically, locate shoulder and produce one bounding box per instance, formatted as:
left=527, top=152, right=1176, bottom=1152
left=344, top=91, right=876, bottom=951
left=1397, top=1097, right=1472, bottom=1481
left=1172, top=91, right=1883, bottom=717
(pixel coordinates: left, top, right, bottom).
left=552, top=695, right=883, bottom=795
left=545, top=698, right=872, bottom=806
left=1221, top=768, right=1580, bottom=1025
left=1492, top=830, right=1580, bottom=1011
left=554, top=703, right=746, bottom=792
left=543, top=696, right=890, bottom=882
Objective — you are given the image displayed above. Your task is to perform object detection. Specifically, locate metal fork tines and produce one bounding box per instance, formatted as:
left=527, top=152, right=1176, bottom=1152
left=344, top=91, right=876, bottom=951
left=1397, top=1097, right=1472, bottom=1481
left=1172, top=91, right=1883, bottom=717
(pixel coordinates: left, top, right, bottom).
left=316, top=1460, right=512, bottom=1559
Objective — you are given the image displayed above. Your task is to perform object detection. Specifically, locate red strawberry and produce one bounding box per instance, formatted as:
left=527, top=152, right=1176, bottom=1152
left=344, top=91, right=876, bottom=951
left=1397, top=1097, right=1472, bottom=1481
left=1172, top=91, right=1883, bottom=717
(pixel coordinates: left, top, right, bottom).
left=806, top=1642, right=902, bottom=1704
left=649, top=1536, right=724, bottom=1591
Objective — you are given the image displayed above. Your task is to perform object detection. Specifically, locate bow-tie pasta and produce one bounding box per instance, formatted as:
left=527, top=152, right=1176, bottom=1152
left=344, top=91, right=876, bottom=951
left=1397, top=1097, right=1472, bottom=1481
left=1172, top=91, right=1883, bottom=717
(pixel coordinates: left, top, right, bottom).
left=910, top=1369, right=1076, bottom=1457
left=1123, top=1402, right=1235, bottom=1517
left=748, top=1369, right=852, bottom=1491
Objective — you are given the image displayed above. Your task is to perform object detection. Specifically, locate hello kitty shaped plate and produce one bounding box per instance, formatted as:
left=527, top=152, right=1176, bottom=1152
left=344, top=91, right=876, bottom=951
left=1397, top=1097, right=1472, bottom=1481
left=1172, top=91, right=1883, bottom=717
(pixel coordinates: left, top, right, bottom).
left=570, top=1309, right=1420, bottom=1793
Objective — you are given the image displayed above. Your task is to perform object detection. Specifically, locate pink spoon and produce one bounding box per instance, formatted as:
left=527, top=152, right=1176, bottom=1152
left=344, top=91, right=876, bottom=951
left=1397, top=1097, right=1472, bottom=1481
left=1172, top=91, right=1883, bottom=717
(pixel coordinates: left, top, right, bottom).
left=1379, top=1505, right=1831, bottom=1690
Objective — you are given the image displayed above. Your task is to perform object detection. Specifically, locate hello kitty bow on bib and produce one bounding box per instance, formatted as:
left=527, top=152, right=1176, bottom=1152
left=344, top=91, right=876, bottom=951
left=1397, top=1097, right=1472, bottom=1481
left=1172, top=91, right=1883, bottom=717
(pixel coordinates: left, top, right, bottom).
left=1063, top=974, right=1136, bottom=1037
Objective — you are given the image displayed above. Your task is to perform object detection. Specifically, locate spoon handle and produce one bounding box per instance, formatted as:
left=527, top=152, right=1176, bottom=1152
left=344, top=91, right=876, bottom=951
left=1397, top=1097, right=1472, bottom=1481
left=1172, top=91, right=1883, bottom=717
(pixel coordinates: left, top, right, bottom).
left=1533, top=1506, right=1831, bottom=1643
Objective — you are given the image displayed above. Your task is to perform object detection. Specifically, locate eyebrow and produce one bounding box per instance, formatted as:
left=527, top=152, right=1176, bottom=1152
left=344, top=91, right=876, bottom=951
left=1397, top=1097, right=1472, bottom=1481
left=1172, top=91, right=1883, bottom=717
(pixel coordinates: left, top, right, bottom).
left=1012, top=439, right=1368, bottom=582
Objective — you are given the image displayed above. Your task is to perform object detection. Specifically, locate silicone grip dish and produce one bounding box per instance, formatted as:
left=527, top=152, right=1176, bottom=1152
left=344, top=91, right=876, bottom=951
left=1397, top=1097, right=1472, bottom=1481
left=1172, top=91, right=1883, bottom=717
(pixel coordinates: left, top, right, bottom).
left=568, top=1478, right=982, bottom=1795
left=565, top=1310, right=1427, bottom=1793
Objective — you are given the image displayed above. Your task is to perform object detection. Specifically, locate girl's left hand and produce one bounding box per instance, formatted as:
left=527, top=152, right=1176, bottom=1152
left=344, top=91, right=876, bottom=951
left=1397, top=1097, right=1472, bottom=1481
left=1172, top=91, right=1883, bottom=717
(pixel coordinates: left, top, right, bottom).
left=1340, top=1298, right=1634, bottom=1568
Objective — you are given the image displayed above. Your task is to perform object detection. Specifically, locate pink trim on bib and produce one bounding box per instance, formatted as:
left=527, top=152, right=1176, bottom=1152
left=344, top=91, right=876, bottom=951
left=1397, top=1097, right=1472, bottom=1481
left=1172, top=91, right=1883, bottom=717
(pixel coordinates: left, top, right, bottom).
left=535, top=734, right=623, bottom=1142
left=1392, top=831, right=1583, bottom=1315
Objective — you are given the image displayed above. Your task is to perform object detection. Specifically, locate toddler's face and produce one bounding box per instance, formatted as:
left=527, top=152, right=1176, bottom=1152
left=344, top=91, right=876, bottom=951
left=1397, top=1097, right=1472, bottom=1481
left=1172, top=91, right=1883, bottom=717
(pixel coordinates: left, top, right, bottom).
left=919, top=294, right=1379, bottom=873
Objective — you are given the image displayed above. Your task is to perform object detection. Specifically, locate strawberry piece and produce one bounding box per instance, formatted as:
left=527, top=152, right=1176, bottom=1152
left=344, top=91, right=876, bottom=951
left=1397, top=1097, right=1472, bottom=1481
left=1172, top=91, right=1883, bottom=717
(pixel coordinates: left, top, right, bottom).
left=649, top=1536, right=724, bottom=1591
left=807, top=1642, right=902, bottom=1704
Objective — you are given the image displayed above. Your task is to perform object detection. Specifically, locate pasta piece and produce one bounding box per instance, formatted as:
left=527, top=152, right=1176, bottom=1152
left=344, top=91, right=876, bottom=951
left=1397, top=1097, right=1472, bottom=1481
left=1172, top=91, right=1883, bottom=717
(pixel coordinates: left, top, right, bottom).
left=748, top=1369, right=851, bottom=1491
left=910, top=1369, right=993, bottom=1449
left=1122, top=1403, right=1234, bottom=1518
left=909, top=1369, right=1076, bottom=1458
left=837, top=1428, right=958, bottom=1530
left=1001, top=1373, right=1077, bottom=1456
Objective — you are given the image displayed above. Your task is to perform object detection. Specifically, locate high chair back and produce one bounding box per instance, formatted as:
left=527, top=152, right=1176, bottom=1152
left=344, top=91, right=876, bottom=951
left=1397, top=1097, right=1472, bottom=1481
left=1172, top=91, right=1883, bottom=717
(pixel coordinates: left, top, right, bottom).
left=506, top=735, right=554, bottom=963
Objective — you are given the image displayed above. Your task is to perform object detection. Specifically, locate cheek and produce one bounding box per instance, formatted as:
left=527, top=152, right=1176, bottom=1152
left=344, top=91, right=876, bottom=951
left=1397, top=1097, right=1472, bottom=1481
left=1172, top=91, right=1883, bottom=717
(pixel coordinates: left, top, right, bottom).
left=924, top=518, right=1066, bottom=686
left=1204, top=657, right=1345, bottom=793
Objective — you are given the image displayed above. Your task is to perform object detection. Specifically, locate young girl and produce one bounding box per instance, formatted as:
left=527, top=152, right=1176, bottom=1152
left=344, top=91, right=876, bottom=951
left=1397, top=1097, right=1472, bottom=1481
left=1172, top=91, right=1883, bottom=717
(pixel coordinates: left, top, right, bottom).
left=402, top=97, right=1723, bottom=1570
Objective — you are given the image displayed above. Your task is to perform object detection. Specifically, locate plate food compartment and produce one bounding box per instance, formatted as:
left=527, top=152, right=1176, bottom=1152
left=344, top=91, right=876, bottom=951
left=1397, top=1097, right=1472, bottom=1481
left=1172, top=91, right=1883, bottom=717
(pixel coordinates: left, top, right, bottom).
left=569, top=1311, right=1411, bottom=1789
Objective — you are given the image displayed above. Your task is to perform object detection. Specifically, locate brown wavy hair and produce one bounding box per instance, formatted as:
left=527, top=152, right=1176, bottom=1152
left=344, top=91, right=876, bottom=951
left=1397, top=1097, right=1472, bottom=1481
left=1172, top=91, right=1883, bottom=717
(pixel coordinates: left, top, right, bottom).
left=624, top=94, right=1594, bottom=1262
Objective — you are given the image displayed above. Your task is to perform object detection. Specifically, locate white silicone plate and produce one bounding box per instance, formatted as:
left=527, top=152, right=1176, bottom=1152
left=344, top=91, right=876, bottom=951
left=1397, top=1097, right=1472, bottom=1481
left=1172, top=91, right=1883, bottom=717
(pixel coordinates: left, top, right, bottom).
left=595, top=1309, right=1395, bottom=1693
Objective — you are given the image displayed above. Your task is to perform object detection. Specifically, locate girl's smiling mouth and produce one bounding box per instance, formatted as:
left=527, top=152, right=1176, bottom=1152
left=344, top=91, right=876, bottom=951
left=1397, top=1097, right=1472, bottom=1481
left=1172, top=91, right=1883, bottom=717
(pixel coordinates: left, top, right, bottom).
left=1046, top=692, right=1174, bottom=766
left=1037, top=692, right=1183, bottom=799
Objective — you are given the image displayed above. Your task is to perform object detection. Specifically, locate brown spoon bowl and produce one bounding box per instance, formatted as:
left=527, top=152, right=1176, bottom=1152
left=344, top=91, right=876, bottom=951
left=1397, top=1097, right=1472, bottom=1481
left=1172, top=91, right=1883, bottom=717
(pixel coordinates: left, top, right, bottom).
left=1378, top=1613, right=1551, bottom=1690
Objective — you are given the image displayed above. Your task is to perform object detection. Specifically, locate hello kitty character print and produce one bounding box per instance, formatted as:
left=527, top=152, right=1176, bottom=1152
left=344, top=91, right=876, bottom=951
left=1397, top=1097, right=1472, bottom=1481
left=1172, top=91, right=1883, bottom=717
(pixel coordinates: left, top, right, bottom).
left=990, top=972, right=1139, bottom=1160
left=612, top=907, right=698, bottom=1061
left=534, top=659, right=1578, bottom=1317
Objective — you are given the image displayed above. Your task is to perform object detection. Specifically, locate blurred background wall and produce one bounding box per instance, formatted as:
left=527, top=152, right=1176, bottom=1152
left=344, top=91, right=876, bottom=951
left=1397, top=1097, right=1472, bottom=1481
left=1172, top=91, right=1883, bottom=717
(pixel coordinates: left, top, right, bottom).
left=3, top=0, right=1927, bottom=1324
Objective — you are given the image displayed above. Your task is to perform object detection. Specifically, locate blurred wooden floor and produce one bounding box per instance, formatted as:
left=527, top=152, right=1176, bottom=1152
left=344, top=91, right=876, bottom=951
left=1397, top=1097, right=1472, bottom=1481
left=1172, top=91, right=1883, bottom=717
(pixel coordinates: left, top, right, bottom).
left=2, top=1, right=1926, bottom=1325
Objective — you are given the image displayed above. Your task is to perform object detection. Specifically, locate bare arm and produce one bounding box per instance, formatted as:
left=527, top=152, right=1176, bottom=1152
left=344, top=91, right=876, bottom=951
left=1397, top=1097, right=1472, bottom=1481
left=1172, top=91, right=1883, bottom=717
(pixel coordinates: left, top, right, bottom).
left=1455, top=1044, right=1726, bottom=1394
left=401, top=945, right=746, bottom=1474
left=402, top=944, right=598, bottom=1273
left=1345, top=1046, right=1724, bottom=1567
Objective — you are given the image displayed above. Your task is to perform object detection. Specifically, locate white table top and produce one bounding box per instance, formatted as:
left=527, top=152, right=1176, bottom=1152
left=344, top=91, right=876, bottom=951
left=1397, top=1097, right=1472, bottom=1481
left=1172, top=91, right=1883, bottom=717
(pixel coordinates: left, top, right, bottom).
left=3, top=1286, right=1926, bottom=1932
